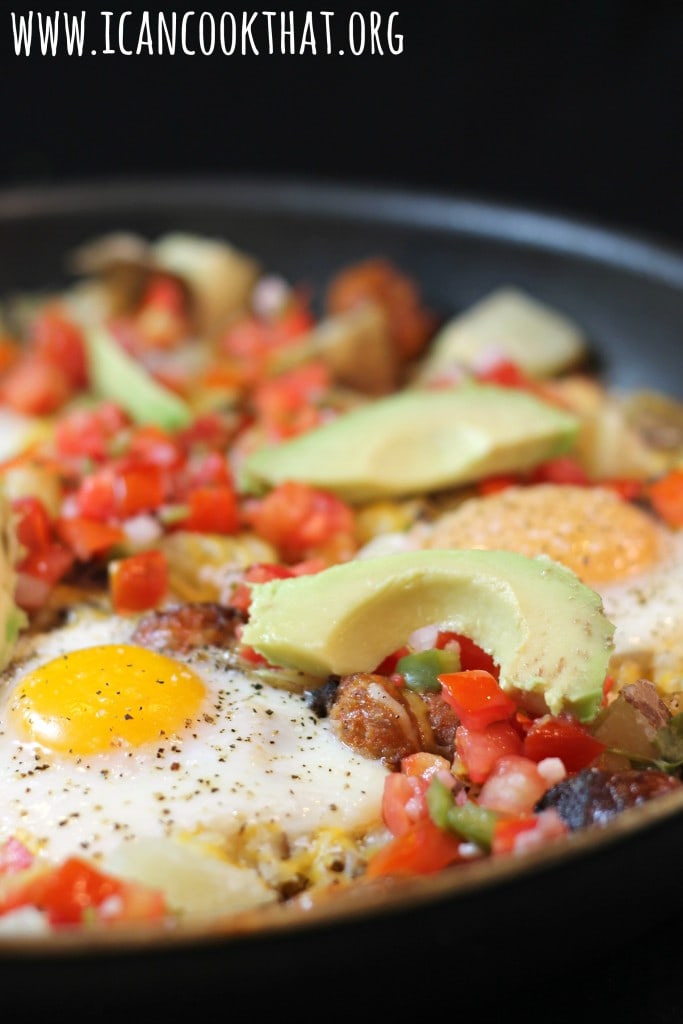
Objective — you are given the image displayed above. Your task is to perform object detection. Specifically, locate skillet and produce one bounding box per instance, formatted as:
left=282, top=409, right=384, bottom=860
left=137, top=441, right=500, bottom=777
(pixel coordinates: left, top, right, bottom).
left=0, top=176, right=682, bottom=1016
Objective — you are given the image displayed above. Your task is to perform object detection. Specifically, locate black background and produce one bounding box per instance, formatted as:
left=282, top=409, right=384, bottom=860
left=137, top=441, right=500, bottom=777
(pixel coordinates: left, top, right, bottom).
left=2, top=0, right=683, bottom=247
left=2, top=4, right=683, bottom=1021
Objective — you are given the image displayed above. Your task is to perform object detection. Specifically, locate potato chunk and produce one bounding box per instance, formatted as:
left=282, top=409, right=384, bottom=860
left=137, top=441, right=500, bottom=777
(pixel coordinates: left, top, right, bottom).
left=420, top=287, right=586, bottom=379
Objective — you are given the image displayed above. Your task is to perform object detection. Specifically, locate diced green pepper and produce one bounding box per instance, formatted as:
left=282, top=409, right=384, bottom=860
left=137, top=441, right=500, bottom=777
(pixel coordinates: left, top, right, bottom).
left=396, top=647, right=461, bottom=693
left=426, top=777, right=498, bottom=851
left=444, top=801, right=498, bottom=851
left=426, top=776, right=456, bottom=828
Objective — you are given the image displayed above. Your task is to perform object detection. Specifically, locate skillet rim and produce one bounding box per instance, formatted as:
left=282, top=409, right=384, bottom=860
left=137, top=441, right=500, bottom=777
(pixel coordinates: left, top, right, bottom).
left=2, top=173, right=683, bottom=286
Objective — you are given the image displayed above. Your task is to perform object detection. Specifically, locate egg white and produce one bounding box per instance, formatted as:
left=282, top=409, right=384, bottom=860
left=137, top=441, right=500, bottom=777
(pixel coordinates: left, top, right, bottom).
left=0, top=608, right=388, bottom=864
left=596, top=526, right=683, bottom=685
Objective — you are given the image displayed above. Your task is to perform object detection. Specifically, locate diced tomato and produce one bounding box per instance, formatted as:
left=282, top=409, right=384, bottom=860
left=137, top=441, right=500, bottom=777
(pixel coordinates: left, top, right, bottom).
left=9, top=857, right=121, bottom=925
left=523, top=715, right=606, bottom=773
left=75, top=470, right=119, bottom=520
left=77, top=464, right=167, bottom=521
left=366, top=814, right=465, bottom=879
left=601, top=478, right=643, bottom=501
left=381, top=772, right=430, bottom=836
left=455, top=720, right=524, bottom=784
left=174, top=451, right=232, bottom=497
left=220, top=299, right=314, bottom=366
left=491, top=815, right=540, bottom=855
left=180, top=485, right=239, bottom=534
left=475, top=358, right=536, bottom=390
left=252, top=362, right=330, bottom=415
left=243, top=481, right=356, bottom=563
left=270, top=404, right=325, bottom=442
left=477, top=755, right=551, bottom=815
left=246, top=562, right=304, bottom=585
left=125, top=425, right=183, bottom=469
left=55, top=516, right=125, bottom=561
left=229, top=562, right=296, bottom=614
left=0, top=354, right=73, bottom=414
left=530, top=456, right=589, bottom=486
left=230, top=559, right=324, bottom=615
left=53, top=402, right=130, bottom=461
left=110, top=550, right=169, bottom=614
left=140, top=273, right=187, bottom=317
left=117, top=466, right=168, bottom=517
left=439, top=669, right=517, bottom=730
left=219, top=316, right=271, bottom=363
left=18, top=544, right=75, bottom=587
left=492, top=810, right=569, bottom=855
left=235, top=642, right=270, bottom=666
left=435, top=631, right=499, bottom=677
left=477, top=474, right=520, bottom=495
left=176, top=412, right=241, bottom=453
left=251, top=362, right=330, bottom=438
left=290, top=557, right=328, bottom=576
left=2, top=856, right=166, bottom=927
left=12, top=496, right=53, bottom=553
left=647, top=469, right=683, bottom=527
left=30, top=305, right=88, bottom=387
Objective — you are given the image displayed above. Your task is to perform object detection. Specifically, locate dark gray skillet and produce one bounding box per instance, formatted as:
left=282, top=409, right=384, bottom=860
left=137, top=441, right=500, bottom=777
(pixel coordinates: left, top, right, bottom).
left=0, top=178, right=682, bottom=1019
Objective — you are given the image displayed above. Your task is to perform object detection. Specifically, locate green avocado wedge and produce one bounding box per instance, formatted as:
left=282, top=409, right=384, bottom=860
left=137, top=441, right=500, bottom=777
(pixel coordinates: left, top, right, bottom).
left=240, top=548, right=616, bottom=723
left=0, top=487, right=27, bottom=671
left=241, top=383, right=579, bottom=502
left=84, top=325, right=193, bottom=431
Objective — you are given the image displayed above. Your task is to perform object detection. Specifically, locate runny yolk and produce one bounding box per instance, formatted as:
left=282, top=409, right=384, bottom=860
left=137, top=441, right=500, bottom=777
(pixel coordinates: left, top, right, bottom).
left=9, top=644, right=205, bottom=755
left=422, top=484, right=662, bottom=586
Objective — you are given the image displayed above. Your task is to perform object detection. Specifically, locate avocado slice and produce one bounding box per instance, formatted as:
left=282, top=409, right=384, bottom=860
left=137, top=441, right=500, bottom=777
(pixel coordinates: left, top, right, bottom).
left=84, top=325, right=192, bottom=431
left=0, top=487, right=27, bottom=671
left=240, top=548, right=615, bottom=723
left=241, top=383, right=579, bottom=501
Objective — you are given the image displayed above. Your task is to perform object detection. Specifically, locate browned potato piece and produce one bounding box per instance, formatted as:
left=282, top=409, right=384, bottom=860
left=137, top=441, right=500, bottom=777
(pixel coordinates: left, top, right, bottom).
left=325, top=258, right=436, bottom=362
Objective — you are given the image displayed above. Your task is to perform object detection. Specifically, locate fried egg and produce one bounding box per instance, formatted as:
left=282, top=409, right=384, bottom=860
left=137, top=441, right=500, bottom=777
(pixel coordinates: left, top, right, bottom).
left=0, top=609, right=388, bottom=866
left=407, top=484, right=683, bottom=687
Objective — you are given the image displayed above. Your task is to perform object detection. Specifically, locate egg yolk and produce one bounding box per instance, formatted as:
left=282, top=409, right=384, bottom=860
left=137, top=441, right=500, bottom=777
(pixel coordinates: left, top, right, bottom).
left=423, top=484, right=662, bottom=586
left=9, top=644, right=206, bottom=755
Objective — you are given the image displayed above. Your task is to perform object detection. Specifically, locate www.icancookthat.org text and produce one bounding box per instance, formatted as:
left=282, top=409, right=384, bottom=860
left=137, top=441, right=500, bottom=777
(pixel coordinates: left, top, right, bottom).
left=9, top=9, right=404, bottom=57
